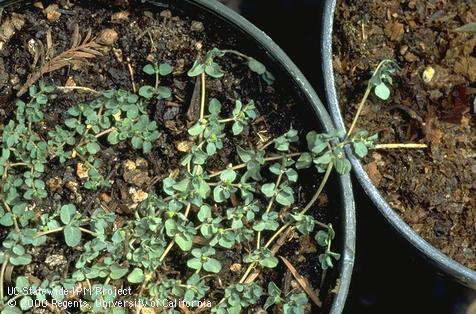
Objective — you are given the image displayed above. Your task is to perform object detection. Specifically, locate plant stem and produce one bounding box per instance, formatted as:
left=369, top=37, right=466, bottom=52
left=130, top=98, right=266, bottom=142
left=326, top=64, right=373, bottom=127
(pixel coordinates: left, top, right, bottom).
left=3, top=201, right=20, bottom=233
left=35, top=226, right=96, bottom=238
left=238, top=262, right=256, bottom=284
left=258, top=139, right=275, bottom=150
left=300, top=162, right=333, bottom=215
left=218, top=118, right=234, bottom=123
left=264, top=223, right=290, bottom=250
left=346, top=60, right=393, bottom=138
left=256, top=166, right=284, bottom=249
left=158, top=73, right=207, bottom=266
left=240, top=162, right=334, bottom=284
left=200, top=73, right=206, bottom=123
left=221, top=49, right=249, bottom=60
left=0, top=255, right=9, bottom=300
left=79, top=227, right=97, bottom=236
left=184, top=203, right=192, bottom=219
left=346, top=87, right=371, bottom=138
left=375, top=143, right=427, bottom=149
left=95, top=128, right=116, bottom=138
left=8, top=162, right=29, bottom=167
left=159, top=241, right=175, bottom=263
left=208, top=152, right=302, bottom=178
left=35, top=227, right=64, bottom=238
left=56, top=86, right=101, bottom=95
left=155, top=71, right=160, bottom=90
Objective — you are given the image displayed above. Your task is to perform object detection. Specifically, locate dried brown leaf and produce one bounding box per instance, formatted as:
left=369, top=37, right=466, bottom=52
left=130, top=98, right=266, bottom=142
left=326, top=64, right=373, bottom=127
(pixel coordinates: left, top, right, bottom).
left=187, top=76, right=202, bottom=123
left=279, top=256, right=322, bottom=308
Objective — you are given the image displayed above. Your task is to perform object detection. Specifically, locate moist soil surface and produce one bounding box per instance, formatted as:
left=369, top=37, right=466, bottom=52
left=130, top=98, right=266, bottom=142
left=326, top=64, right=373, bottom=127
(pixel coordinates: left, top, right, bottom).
left=333, top=0, right=475, bottom=269
left=0, top=0, right=340, bottom=312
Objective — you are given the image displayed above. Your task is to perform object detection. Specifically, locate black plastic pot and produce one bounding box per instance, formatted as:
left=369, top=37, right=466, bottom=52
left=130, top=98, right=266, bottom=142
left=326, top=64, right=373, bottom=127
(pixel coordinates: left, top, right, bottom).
left=0, top=0, right=356, bottom=311
left=321, top=0, right=476, bottom=289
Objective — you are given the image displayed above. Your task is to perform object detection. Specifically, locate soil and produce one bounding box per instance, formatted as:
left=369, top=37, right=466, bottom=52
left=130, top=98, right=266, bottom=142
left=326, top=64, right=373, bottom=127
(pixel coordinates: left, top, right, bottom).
left=0, top=0, right=340, bottom=312
left=333, top=0, right=476, bottom=269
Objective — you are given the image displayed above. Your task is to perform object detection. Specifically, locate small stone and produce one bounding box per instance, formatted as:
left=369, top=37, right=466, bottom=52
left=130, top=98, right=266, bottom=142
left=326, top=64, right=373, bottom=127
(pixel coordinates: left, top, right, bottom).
left=44, top=5, right=61, bottom=22
left=10, top=75, right=20, bottom=87
left=100, top=192, right=111, bottom=204
left=124, top=169, right=150, bottom=186
left=176, top=141, right=192, bottom=153
left=47, top=177, right=63, bottom=192
left=230, top=263, right=241, bottom=272
left=65, top=180, right=78, bottom=193
left=123, top=159, right=136, bottom=171
left=399, top=45, right=408, bottom=55
left=404, top=52, right=417, bottom=62
left=191, top=21, right=204, bottom=32
left=0, top=13, right=25, bottom=45
left=160, top=10, right=172, bottom=18
left=98, top=28, right=118, bottom=46
left=76, top=163, right=89, bottom=179
left=163, top=106, right=179, bottom=120
left=45, top=254, right=67, bottom=268
left=384, top=21, right=404, bottom=42
left=290, top=280, right=299, bottom=289
left=135, top=157, right=148, bottom=169
left=47, top=14, right=60, bottom=23
left=123, top=159, right=150, bottom=186
left=65, top=76, right=76, bottom=87
left=422, top=66, right=435, bottom=83
left=111, top=11, right=130, bottom=23
left=33, top=2, right=44, bottom=9
left=129, top=187, right=148, bottom=203
left=112, top=48, right=123, bottom=62
left=146, top=54, right=155, bottom=62
left=16, top=67, right=26, bottom=75
left=27, top=38, right=38, bottom=57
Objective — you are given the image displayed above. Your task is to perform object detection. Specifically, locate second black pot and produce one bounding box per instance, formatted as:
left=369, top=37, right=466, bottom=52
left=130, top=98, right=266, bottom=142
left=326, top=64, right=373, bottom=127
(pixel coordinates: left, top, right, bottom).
left=321, top=0, right=476, bottom=289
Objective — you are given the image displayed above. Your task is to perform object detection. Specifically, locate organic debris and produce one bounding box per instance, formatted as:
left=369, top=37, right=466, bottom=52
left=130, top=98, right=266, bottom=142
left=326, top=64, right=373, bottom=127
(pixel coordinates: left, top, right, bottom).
left=17, top=24, right=107, bottom=97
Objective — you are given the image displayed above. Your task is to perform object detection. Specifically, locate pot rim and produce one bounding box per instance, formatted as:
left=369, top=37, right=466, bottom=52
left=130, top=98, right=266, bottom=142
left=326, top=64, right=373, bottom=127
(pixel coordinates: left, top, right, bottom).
left=175, top=1, right=355, bottom=311
left=321, top=0, right=476, bottom=288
